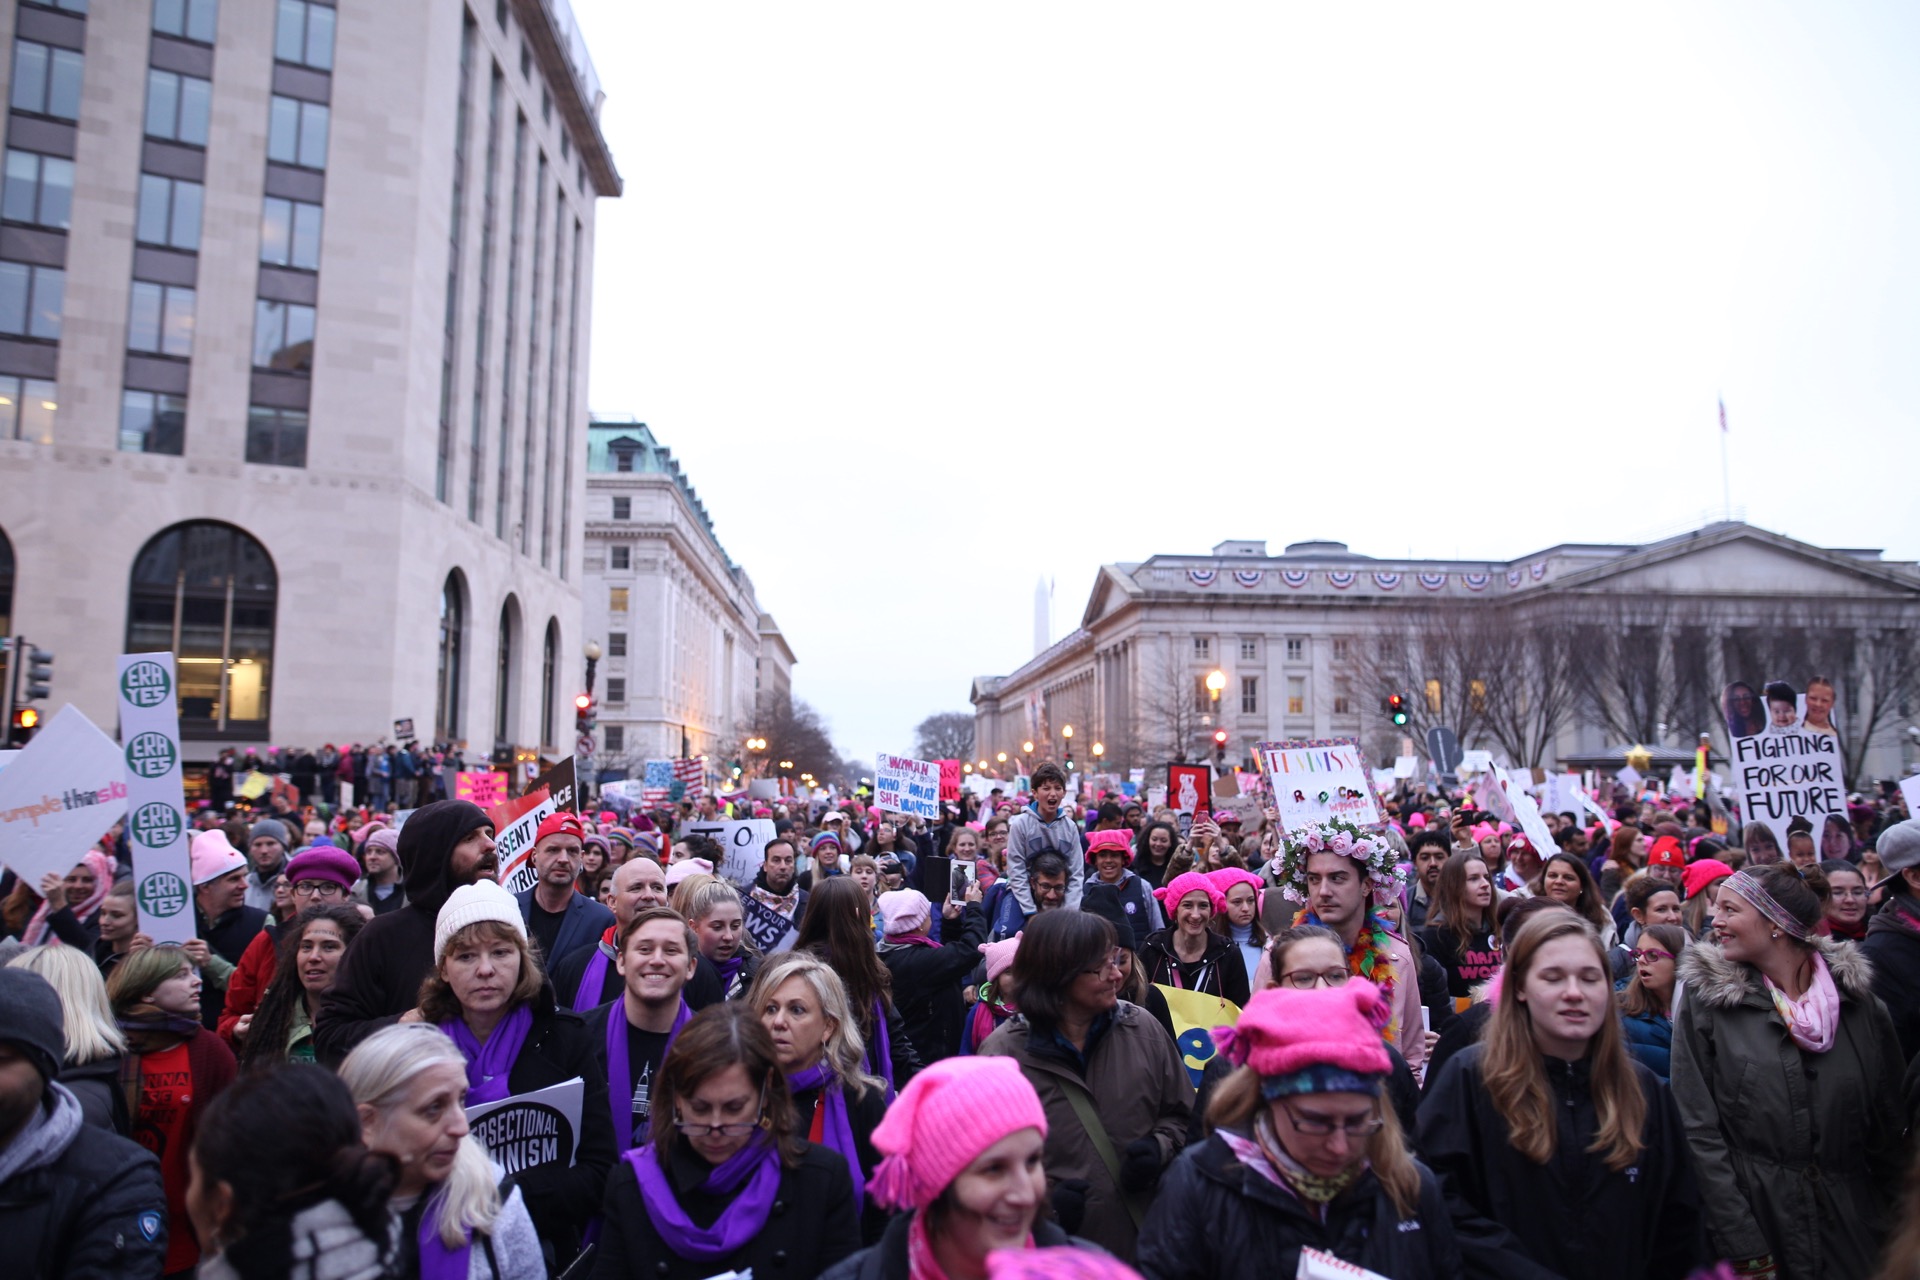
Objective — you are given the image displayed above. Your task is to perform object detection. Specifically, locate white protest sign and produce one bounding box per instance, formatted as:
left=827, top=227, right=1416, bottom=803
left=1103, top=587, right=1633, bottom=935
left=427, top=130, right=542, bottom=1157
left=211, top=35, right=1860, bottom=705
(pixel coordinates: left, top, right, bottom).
left=1730, top=728, right=1846, bottom=855
left=1255, top=739, right=1385, bottom=832
left=1371, top=768, right=1396, bottom=795
left=0, top=749, right=18, bottom=773
left=116, top=655, right=199, bottom=944
left=467, top=1077, right=583, bottom=1176
left=1460, top=749, right=1494, bottom=775
left=1393, top=755, right=1418, bottom=779
left=1901, top=773, right=1920, bottom=819
left=1296, top=1245, right=1391, bottom=1280
left=495, top=789, right=559, bottom=895
left=1573, top=786, right=1617, bottom=834
left=0, top=705, right=129, bottom=892
left=874, top=753, right=940, bottom=820
left=1497, top=767, right=1556, bottom=857
left=676, top=818, right=776, bottom=888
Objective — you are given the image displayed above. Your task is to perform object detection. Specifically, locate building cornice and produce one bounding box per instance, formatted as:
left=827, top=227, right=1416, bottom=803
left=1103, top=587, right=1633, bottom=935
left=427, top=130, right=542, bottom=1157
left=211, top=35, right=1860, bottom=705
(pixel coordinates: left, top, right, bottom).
left=511, top=0, right=622, bottom=197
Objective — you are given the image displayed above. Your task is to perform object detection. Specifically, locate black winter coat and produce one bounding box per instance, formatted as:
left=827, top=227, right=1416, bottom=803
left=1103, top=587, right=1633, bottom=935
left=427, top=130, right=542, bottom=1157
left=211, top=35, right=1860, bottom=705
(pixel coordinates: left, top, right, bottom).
left=822, top=1213, right=1086, bottom=1280
left=1417, top=1044, right=1705, bottom=1280
left=1139, top=929, right=1251, bottom=1008
left=1860, top=897, right=1920, bottom=1061
left=0, top=1099, right=169, bottom=1279
left=589, top=1143, right=860, bottom=1280
left=495, top=989, right=617, bottom=1258
left=196, top=903, right=268, bottom=1029
left=877, top=904, right=988, bottom=1064
left=790, top=1078, right=889, bottom=1245
left=1138, top=1131, right=1464, bottom=1280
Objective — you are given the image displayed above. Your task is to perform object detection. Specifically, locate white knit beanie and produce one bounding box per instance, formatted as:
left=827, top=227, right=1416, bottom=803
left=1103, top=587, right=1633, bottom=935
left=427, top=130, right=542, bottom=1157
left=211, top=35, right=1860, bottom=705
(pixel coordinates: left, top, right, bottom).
left=434, top=880, right=527, bottom=960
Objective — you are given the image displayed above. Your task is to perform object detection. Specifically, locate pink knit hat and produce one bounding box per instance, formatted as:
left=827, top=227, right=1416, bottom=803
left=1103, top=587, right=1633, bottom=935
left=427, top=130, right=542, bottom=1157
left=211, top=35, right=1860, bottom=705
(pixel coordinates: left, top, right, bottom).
left=1469, top=822, right=1497, bottom=843
left=978, top=933, right=1021, bottom=985
left=190, top=829, right=248, bottom=886
left=1084, top=829, right=1134, bottom=864
left=1206, top=866, right=1264, bottom=909
left=987, top=1248, right=1145, bottom=1280
left=1154, top=871, right=1223, bottom=916
left=1213, top=979, right=1392, bottom=1095
left=877, top=888, right=932, bottom=936
left=869, top=1057, right=1048, bottom=1210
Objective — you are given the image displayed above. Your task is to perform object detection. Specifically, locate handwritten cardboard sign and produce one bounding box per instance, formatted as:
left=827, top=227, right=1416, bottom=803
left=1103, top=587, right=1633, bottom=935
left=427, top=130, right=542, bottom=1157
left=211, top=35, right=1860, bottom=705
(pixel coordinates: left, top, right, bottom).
left=1255, top=739, right=1385, bottom=832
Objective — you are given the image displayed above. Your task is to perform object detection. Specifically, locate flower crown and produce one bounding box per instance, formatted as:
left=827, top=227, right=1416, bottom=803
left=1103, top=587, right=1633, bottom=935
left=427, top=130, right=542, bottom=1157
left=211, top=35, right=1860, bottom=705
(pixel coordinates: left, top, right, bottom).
left=1272, top=817, right=1403, bottom=905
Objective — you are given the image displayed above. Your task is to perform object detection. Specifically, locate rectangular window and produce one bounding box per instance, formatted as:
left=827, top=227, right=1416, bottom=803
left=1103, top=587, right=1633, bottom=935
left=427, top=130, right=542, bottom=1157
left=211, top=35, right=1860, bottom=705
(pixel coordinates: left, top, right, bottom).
left=136, top=175, right=203, bottom=251
left=609, top=586, right=629, bottom=613
left=1285, top=638, right=1305, bottom=662
left=253, top=299, right=315, bottom=371
left=10, top=42, right=84, bottom=121
left=614, top=450, right=634, bottom=473
left=259, top=196, right=323, bottom=269
left=1333, top=695, right=1352, bottom=715
left=119, top=390, right=186, bottom=455
left=2, top=150, right=74, bottom=229
left=1332, top=637, right=1350, bottom=661
left=1241, top=676, right=1259, bottom=715
left=1193, top=674, right=1212, bottom=716
left=0, top=375, right=58, bottom=443
left=36, top=0, right=88, bottom=12
left=1424, top=678, right=1443, bottom=714
left=610, top=546, right=630, bottom=570
left=1469, top=678, right=1487, bottom=714
left=245, top=405, right=307, bottom=467
left=154, top=0, right=219, bottom=43
left=0, top=262, right=63, bottom=339
left=145, top=69, right=212, bottom=146
left=611, top=496, right=630, bottom=519
left=274, top=0, right=335, bottom=70
left=607, top=631, right=627, bottom=657
left=1287, top=677, right=1306, bottom=716
left=1192, top=636, right=1210, bottom=658
left=1239, top=638, right=1258, bottom=661
left=128, top=282, right=195, bottom=357
left=603, top=725, right=624, bottom=753
left=268, top=96, right=330, bottom=168
left=606, top=678, right=625, bottom=705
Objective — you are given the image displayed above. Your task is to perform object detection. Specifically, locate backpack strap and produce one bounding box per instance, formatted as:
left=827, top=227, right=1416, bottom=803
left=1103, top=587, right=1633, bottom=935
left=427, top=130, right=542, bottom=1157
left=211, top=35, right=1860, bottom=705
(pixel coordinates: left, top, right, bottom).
left=1055, top=1075, right=1147, bottom=1230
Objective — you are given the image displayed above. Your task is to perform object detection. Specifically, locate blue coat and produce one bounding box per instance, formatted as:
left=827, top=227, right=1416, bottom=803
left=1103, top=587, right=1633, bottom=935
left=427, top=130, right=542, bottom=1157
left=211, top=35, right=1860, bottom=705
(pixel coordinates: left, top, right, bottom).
left=515, top=888, right=616, bottom=972
left=1621, top=1007, right=1673, bottom=1079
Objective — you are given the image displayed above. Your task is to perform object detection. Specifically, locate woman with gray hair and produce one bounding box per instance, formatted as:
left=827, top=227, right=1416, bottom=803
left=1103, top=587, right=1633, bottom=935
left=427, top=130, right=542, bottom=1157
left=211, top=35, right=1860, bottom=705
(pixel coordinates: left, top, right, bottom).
left=340, top=1023, right=544, bottom=1278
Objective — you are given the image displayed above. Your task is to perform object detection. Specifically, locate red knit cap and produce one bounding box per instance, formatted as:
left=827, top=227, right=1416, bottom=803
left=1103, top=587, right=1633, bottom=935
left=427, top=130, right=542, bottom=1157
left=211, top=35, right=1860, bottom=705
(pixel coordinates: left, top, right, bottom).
left=868, top=1057, right=1048, bottom=1211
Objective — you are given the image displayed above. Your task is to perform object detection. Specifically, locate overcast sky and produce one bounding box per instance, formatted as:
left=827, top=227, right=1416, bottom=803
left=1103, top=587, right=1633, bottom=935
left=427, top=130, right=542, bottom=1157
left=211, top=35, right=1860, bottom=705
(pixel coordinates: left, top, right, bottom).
left=568, top=1, right=1920, bottom=766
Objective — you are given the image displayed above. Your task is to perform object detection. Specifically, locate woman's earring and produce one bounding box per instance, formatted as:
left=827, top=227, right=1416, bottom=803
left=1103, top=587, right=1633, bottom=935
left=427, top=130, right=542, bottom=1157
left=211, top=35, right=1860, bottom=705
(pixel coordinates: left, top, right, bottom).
left=1771, top=931, right=1780, bottom=939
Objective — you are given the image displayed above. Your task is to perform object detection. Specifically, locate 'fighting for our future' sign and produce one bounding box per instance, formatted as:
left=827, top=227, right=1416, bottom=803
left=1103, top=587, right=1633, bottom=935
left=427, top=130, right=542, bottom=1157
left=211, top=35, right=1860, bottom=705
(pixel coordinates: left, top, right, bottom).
left=1733, top=728, right=1845, bottom=854
left=1256, top=738, right=1385, bottom=832
left=0, top=705, right=130, bottom=893
left=874, top=753, right=940, bottom=820
left=118, top=655, right=198, bottom=943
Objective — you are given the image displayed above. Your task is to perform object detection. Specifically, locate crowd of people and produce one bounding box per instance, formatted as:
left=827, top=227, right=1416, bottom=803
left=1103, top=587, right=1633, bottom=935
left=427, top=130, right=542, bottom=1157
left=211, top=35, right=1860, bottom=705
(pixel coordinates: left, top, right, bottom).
left=1, top=753, right=1918, bottom=1279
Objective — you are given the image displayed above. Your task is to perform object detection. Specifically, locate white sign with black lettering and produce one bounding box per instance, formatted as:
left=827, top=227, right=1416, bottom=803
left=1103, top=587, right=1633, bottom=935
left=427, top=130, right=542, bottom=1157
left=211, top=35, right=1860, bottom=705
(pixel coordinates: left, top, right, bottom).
left=676, top=818, right=776, bottom=888
left=466, top=1078, right=583, bottom=1176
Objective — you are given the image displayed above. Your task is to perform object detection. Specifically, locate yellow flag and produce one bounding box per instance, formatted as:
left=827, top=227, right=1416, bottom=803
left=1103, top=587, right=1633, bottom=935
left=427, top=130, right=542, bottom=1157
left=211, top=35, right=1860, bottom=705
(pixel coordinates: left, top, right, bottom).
left=1155, top=984, right=1241, bottom=1087
left=237, top=770, right=272, bottom=800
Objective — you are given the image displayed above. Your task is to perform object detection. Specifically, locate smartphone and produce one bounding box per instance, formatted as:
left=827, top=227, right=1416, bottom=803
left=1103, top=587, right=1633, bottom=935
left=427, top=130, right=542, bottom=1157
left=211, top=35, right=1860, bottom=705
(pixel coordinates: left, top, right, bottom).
left=923, top=854, right=953, bottom=903
left=951, top=860, right=976, bottom=901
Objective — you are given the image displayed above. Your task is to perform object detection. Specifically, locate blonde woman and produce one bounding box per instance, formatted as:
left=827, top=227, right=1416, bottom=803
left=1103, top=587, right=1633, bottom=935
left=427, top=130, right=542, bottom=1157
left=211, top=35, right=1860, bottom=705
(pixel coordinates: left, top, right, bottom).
left=340, top=1024, right=544, bottom=1278
left=746, top=950, right=889, bottom=1243
left=7, top=943, right=129, bottom=1133
left=675, top=874, right=761, bottom=999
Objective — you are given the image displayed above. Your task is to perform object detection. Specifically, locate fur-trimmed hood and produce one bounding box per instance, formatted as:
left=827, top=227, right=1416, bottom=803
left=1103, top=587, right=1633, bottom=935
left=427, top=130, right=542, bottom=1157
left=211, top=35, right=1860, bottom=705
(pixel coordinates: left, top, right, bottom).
left=1679, top=935, right=1875, bottom=1010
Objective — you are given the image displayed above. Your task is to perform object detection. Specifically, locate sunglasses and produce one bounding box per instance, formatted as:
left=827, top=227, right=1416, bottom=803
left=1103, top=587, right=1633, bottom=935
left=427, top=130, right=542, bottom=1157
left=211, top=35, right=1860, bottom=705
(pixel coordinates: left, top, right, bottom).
left=1627, top=948, right=1673, bottom=963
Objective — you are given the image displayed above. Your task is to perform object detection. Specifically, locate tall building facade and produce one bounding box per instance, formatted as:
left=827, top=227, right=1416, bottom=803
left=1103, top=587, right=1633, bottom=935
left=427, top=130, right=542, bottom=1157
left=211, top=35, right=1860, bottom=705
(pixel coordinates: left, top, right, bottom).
left=971, top=523, right=1920, bottom=784
left=0, top=0, right=618, bottom=765
left=580, top=419, right=795, bottom=776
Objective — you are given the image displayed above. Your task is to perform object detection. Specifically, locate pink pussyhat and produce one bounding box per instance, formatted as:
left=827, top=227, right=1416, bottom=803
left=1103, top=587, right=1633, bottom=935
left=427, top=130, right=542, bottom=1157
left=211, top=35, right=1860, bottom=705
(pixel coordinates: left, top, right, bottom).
left=1154, top=871, right=1224, bottom=916
left=1206, top=866, right=1264, bottom=912
left=978, top=933, right=1021, bottom=986
left=1213, top=979, right=1393, bottom=1091
left=987, top=1248, right=1145, bottom=1280
left=868, top=1056, right=1048, bottom=1211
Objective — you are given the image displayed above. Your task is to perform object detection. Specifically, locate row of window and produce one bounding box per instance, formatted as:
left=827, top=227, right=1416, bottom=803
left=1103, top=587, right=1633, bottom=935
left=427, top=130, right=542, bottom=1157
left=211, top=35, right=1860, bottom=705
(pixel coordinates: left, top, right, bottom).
left=1190, top=635, right=1354, bottom=662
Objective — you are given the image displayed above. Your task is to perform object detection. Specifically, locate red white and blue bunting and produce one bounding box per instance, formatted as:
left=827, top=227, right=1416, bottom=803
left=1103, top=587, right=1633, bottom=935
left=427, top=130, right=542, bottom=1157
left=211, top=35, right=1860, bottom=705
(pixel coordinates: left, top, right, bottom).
left=1281, top=570, right=1311, bottom=588
left=1327, top=570, right=1357, bottom=590
left=1233, top=570, right=1265, bottom=588
left=1417, top=572, right=1448, bottom=591
left=1187, top=569, right=1217, bottom=587
left=1371, top=571, right=1402, bottom=591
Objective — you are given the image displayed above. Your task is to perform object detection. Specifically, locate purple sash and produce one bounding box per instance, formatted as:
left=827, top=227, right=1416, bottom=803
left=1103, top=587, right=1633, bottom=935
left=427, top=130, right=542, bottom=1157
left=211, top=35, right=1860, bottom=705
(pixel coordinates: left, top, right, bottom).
left=573, top=944, right=613, bottom=1013
left=605, top=997, right=693, bottom=1152
left=863, top=997, right=896, bottom=1102
left=439, top=1005, right=533, bottom=1105
left=624, top=1135, right=782, bottom=1262
left=788, top=1062, right=865, bottom=1213
left=416, top=1188, right=472, bottom=1280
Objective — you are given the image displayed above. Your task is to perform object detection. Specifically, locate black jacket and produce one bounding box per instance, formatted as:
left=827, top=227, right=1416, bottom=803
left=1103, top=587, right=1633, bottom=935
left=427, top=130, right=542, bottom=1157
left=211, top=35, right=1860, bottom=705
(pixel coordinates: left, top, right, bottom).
left=0, top=1090, right=169, bottom=1279
left=58, top=1054, right=129, bottom=1136
left=1861, top=896, right=1920, bottom=1061
left=1139, top=928, right=1251, bottom=1008
left=1423, top=1002, right=1490, bottom=1093
left=314, top=800, right=493, bottom=1064
left=1137, top=1130, right=1463, bottom=1280
left=497, top=988, right=617, bottom=1257
left=515, top=887, right=617, bottom=972
left=1417, top=1044, right=1705, bottom=1280
left=877, top=905, right=988, bottom=1064
left=196, top=903, right=268, bottom=1028
left=590, top=1142, right=860, bottom=1280
left=822, top=1212, right=1086, bottom=1280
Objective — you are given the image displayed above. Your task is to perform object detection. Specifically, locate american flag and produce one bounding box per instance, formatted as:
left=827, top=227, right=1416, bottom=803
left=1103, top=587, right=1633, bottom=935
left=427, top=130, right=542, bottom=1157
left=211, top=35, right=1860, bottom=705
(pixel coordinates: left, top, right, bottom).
left=641, top=787, right=672, bottom=807
left=643, top=759, right=674, bottom=788
left=673, top=756, right=706, bottom=800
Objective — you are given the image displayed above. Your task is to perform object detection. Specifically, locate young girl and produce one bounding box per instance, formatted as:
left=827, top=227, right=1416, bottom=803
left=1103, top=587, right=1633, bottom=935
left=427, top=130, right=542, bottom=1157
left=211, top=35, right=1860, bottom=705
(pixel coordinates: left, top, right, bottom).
left=1617, top=923, right=1686, bottom=1080
left=1208, top=868, right=1267, bottom=986
left=92, top=881, right=152, bottom=979
left=962, top=934, right=1020, bottom=1054
left=1420, top=852, right=1499, bottom=1005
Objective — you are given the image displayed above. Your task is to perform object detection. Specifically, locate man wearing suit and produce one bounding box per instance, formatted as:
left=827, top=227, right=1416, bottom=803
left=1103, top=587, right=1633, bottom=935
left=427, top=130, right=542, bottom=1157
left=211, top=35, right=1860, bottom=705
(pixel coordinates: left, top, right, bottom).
left=516, top=811, right=616, bottom=971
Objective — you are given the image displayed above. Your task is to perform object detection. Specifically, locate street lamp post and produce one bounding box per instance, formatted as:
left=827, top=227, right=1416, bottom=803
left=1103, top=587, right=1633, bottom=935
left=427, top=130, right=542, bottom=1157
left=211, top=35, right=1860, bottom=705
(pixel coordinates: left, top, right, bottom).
left=584, top=639, right=602, bottom=697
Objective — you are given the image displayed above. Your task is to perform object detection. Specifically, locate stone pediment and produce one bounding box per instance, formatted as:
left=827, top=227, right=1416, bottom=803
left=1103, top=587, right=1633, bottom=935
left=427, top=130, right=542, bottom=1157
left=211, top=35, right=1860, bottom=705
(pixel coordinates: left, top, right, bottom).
left=1543, top=526, right=1919, bottom=601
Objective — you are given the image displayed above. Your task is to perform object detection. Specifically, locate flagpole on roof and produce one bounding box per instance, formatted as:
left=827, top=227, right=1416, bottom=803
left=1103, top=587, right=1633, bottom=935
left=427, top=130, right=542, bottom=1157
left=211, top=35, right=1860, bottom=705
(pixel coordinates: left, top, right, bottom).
left=1717, top=396, right=1731, bottom=522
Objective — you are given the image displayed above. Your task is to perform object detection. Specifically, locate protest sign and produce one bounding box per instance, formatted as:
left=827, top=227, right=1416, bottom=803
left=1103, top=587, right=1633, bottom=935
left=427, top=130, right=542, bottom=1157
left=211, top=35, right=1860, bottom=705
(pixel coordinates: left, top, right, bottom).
left=494, top=786, right=556, bottom=894
left=530, top=756, right=576, bottom=814
left=1147, top=785, right=1168, bottom=811
left=599, top=779, right=643, bottom=803
left=874, top=753, right=940, bottom=820
left=937, top=759, right=962, bottom=803
left=676, top=818, right=776, bottom=888
left=1167, top=764, right=1211, bottom=816
left=0, top=749, right=17, bottom=774
left=743, top=893, right=802, bottom=953
left=1901, top=773, right=1920, bottom=820
left=393, top=718, right=415, bottom=741
left=1296, top=1247, right=1392, bottom=1280
left=116, top=655, right=198, bottom=944
left=1156, top=984, right=1241, bottom=1088
left=1496, top=767, right=1556, bottom=857
left=1393, top=755, right=1418, bottom=779
left=0, top=705, right=130, bottom=894
left=1255, top=739, right=1384, bottom=833
left=1460, top=749, right=1494, bottom=775
left=467, top=1078, right=583, bottom=1177
left=236, top=770, right=271, bottom=800
left=1721, top=676, right=1847, bottom=853
left=456, top=770, right=509, bottom=807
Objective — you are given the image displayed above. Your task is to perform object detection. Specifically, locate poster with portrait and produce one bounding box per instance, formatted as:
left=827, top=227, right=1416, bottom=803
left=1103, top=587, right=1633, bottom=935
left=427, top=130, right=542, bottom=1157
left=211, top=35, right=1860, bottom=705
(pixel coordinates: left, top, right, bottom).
left=1166, top=763, right=1211, bottom=837
left=1721, top=676, right=1848, bottom=859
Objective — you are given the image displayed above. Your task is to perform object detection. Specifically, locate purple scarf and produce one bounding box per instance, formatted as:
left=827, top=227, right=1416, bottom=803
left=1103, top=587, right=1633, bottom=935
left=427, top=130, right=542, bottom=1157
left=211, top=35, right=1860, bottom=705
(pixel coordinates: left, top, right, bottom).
left=606, top=997, right=693, bottom=1152
left=624, top=1135, right=782, bottom=1262
left=712, top=951, right=747, bottom=992
left=573, top=945, right=613, bottom=1013
left=416, top=1188, right=472, bottom=1280
left=788, top=1062, right=865, bottom=1213
left=862, top=996, right=896, bottom=1102
left=439, top=1005, right=534, bottom=1105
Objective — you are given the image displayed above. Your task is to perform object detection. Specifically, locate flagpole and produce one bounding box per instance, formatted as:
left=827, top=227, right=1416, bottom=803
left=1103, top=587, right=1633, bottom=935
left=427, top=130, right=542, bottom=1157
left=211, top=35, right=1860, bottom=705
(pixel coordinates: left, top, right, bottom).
left=1718, top=397, right=1731, bottom=521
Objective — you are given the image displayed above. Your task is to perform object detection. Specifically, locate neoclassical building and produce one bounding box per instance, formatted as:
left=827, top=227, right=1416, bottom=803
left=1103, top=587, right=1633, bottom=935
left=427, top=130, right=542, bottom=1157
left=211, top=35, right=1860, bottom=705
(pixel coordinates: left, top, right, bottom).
left=580, top=419, right=794, bottom=776
left=971, top=522, right=1920, bottom=784
left=0, top=0, right=618, bottom=769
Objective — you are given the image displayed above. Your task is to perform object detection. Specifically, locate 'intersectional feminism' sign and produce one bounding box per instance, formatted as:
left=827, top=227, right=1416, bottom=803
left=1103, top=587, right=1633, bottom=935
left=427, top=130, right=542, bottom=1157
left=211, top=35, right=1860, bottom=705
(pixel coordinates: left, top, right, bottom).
left=874, top=753, right=940, bottom=820
left=466, top=1078, right=582, bottom=1177
left=1255, top=739, right=1385, bottom=832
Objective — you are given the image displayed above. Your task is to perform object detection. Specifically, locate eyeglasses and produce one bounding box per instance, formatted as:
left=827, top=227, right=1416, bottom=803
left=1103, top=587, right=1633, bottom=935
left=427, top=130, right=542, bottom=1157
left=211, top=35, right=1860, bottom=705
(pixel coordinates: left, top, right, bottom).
left=673, top=1085, right=768, bottom=1137
left=1081, top=949, right=1126, bottom=977
left=1626, top=948, right=1673, bottom=963
left=1279, top=1103, right=1385, bottom=1138
left=1278, top=968, right=1351, bottom=990
left=291, top=880, right=346, bottom=898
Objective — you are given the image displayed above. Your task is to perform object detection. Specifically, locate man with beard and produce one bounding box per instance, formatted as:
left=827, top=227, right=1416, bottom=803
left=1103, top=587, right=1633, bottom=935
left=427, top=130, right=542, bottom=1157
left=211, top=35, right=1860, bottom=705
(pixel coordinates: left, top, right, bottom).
left=514, top=811, right=615, bottom=970
left=741, top=837, right=808, bottom=954
left=240, top=817, right=291, bottom=913
left=551, top=854, right=726, bottom=1011
left=312, top=799, right=496, bottom=1064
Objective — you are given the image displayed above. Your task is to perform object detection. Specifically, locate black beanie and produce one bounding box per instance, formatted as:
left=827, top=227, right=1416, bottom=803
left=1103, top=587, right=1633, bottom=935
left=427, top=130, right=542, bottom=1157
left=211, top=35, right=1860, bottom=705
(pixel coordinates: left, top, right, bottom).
left=1080, top=883, right=1133, bottom=946
left=0, top=968, right=66, bottom=1084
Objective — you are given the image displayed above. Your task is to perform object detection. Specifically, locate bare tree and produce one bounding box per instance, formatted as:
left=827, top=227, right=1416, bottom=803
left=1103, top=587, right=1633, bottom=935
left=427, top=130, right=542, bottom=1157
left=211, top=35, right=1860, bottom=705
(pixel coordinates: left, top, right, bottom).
left=1345, top=602, right=1501, bottom=750
left=1479, top=603, right=1583, bottom=767
left=913, top=712, right=976, bottom=762
left=1563, top=595, right=1725, bottom=747
left=1134, top=636, right=1208, bottom=765
left=753, top=691, right=850, bottom=785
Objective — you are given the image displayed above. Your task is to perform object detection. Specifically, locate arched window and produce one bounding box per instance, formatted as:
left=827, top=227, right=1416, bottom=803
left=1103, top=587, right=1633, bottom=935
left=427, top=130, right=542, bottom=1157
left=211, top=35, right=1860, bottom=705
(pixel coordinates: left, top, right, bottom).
left=541, top=618, right=559, bottom=750
left=436, top=572, right=466, bottom=741
left=0, top=525, right=13, bottom=637
left=494, top=595, right=520, bottom=746
left=127, top=522, right=277, bottom=738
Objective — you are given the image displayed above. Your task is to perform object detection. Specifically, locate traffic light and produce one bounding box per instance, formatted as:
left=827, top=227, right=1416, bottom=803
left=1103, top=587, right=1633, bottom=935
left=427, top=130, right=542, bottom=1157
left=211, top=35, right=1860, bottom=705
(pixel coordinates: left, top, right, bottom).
left=574, top=692, right=596, bottom=734
left=22, top=648, right=51, bottom=702
left=9, top=706, right=38, bottom=746
left=1387, top=693, right=1408, bottom=726
left=1213, top=728, right=1229, bottom=763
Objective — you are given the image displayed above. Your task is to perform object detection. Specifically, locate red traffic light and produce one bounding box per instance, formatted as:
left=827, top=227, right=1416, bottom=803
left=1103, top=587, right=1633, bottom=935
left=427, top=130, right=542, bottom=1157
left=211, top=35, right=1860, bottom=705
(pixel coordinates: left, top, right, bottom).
left=574, top=693, right=593, bottom=711
left=1213, top=729, right=1229, bottom=745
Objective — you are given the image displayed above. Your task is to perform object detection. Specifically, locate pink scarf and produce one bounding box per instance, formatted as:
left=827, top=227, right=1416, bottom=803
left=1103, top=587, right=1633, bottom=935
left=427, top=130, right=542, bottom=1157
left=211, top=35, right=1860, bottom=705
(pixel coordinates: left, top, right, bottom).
left=1763, top=951, right=1840, bottom=1053
left=22, top=851, right=115, bottom=946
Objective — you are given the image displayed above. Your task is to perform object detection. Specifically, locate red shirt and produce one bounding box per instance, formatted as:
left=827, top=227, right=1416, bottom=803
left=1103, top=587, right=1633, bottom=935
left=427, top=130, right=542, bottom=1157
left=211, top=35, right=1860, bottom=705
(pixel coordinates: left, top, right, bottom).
left=132, top=1041, right=200, bottom=1273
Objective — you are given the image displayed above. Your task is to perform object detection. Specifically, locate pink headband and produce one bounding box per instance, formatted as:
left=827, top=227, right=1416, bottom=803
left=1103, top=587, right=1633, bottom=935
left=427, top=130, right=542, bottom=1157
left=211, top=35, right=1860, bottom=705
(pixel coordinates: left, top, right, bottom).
left=1721, top=870, right=1813, bottom=942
